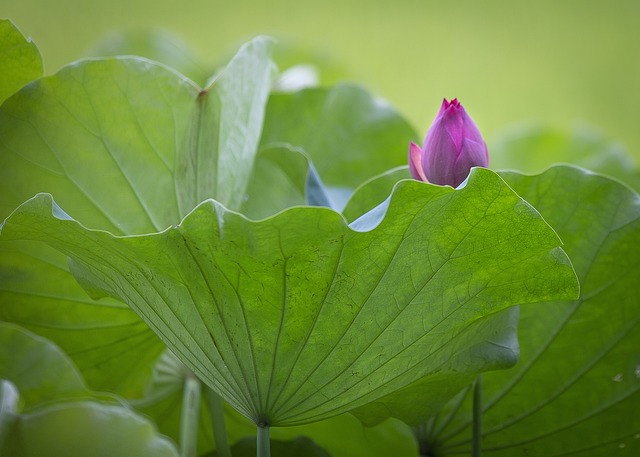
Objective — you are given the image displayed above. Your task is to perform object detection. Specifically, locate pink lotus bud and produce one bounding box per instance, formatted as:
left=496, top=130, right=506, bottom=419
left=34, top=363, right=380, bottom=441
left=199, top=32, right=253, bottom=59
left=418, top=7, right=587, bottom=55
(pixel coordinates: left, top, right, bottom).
left=409, top=98, right=489, bottom=187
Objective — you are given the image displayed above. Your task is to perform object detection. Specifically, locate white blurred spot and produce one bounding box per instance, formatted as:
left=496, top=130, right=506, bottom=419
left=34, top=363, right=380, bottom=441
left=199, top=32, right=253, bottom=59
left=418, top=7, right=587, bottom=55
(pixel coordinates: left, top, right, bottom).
left=274, top=65, right=319, bottom=92
left=612, top=373, right=623, bottom=382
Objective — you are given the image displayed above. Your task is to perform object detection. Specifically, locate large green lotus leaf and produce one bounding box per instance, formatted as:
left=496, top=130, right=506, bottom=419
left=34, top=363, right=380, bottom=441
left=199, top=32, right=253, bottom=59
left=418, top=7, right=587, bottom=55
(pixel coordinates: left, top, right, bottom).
left=491, top=125, right=640, bottom=191
left=0, top=19, right=43, bottom=104
left=0, top=168, right=578, bottom=426
left=0, top=394, right=179, bottom=457
left=0, top=58, right=195, bottom=233
left=0, top=37, right=276, bottom=396
left=260, top=83, right=418, bottom=191
left=343, top=170, right=515, bottom=424
left=424, top=166, right=640, bottom=456
left=0, top=35, right=275, bottom=229
left=133, top=350, right=417, bottom=456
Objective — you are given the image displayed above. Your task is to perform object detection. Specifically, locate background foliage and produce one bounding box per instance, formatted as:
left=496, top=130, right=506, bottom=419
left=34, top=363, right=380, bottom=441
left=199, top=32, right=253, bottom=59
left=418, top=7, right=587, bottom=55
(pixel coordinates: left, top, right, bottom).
left=1, top=3, right=639, bottom=456
left=4, top=0, right=640, bottom=162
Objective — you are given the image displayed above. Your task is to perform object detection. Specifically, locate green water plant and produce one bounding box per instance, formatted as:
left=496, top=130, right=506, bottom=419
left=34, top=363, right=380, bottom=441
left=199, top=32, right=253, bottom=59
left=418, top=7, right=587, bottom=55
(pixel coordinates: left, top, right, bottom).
left=0, top=19, right=638, bottom=457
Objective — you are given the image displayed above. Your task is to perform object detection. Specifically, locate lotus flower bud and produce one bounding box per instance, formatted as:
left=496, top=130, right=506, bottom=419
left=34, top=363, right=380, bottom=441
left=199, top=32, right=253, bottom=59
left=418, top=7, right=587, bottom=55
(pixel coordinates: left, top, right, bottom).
left=409, top=98, right=488, bottom=187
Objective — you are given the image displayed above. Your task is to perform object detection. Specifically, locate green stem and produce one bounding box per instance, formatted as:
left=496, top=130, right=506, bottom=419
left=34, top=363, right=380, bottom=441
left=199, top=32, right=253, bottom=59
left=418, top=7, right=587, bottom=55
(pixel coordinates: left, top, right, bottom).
left=472, top=375, right=483, bottom=457
left=180, top=373, right=201, bottom=457
left=256, top=423, right=270, bottom=457
left=412, top=422, right=430, bottom=456
left=206, top=387, right=232, bottom=457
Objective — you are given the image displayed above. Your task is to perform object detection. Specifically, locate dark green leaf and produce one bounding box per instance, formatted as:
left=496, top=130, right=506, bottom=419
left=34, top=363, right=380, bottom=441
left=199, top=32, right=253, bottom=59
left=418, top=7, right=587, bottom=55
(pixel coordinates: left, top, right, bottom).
left=209, top=436, right=330, bottom=457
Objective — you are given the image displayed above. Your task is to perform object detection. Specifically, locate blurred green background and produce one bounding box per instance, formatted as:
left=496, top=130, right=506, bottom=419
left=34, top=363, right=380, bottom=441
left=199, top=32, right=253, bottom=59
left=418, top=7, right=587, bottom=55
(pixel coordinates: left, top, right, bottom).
left=5, top=0, right=639, bottom=161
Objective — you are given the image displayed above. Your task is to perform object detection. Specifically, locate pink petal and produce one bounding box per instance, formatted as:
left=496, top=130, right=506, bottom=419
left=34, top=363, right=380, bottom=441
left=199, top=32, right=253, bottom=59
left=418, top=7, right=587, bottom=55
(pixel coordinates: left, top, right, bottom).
left=408, top=141, right=428, bottom=182
left=452, top=138, right=489, bottom=187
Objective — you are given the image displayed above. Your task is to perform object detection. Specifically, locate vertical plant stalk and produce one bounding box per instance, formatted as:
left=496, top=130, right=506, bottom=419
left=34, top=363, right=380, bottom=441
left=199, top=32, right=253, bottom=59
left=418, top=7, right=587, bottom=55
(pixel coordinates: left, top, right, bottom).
left=413, top=421, right=431, bottom=456
left=257, top=423, right=270, bottom=457
left=180, top=372, right=202, bottom=457
left=472, top=375, right=483, bottom=457
left=206, top=387, right=232, bottom=457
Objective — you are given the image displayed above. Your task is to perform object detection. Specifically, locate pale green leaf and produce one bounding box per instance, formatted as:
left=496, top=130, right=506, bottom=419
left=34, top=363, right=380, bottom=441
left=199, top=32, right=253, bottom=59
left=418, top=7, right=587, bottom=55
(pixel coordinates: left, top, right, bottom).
left=0, top=52, right=195, bottom=395
left=0, top=35, right=275, bottom=231
left=0, top=19, right=43, bottom=104
left=0, top=56, right=198, bottom=233
left=0, top=168, right=578, bottom=427
left=175, top=36, right=276, bottom=213
left=1, top=400, right=179, bottom=457
left=0, top=330, right=178, bottom=457
left=0, top=37, right=276, bottom=397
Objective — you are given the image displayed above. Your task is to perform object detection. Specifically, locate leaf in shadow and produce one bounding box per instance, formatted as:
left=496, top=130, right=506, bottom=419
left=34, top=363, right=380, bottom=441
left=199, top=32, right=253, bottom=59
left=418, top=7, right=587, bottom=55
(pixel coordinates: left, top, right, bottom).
left=207, top=436, right=330, bottom=457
